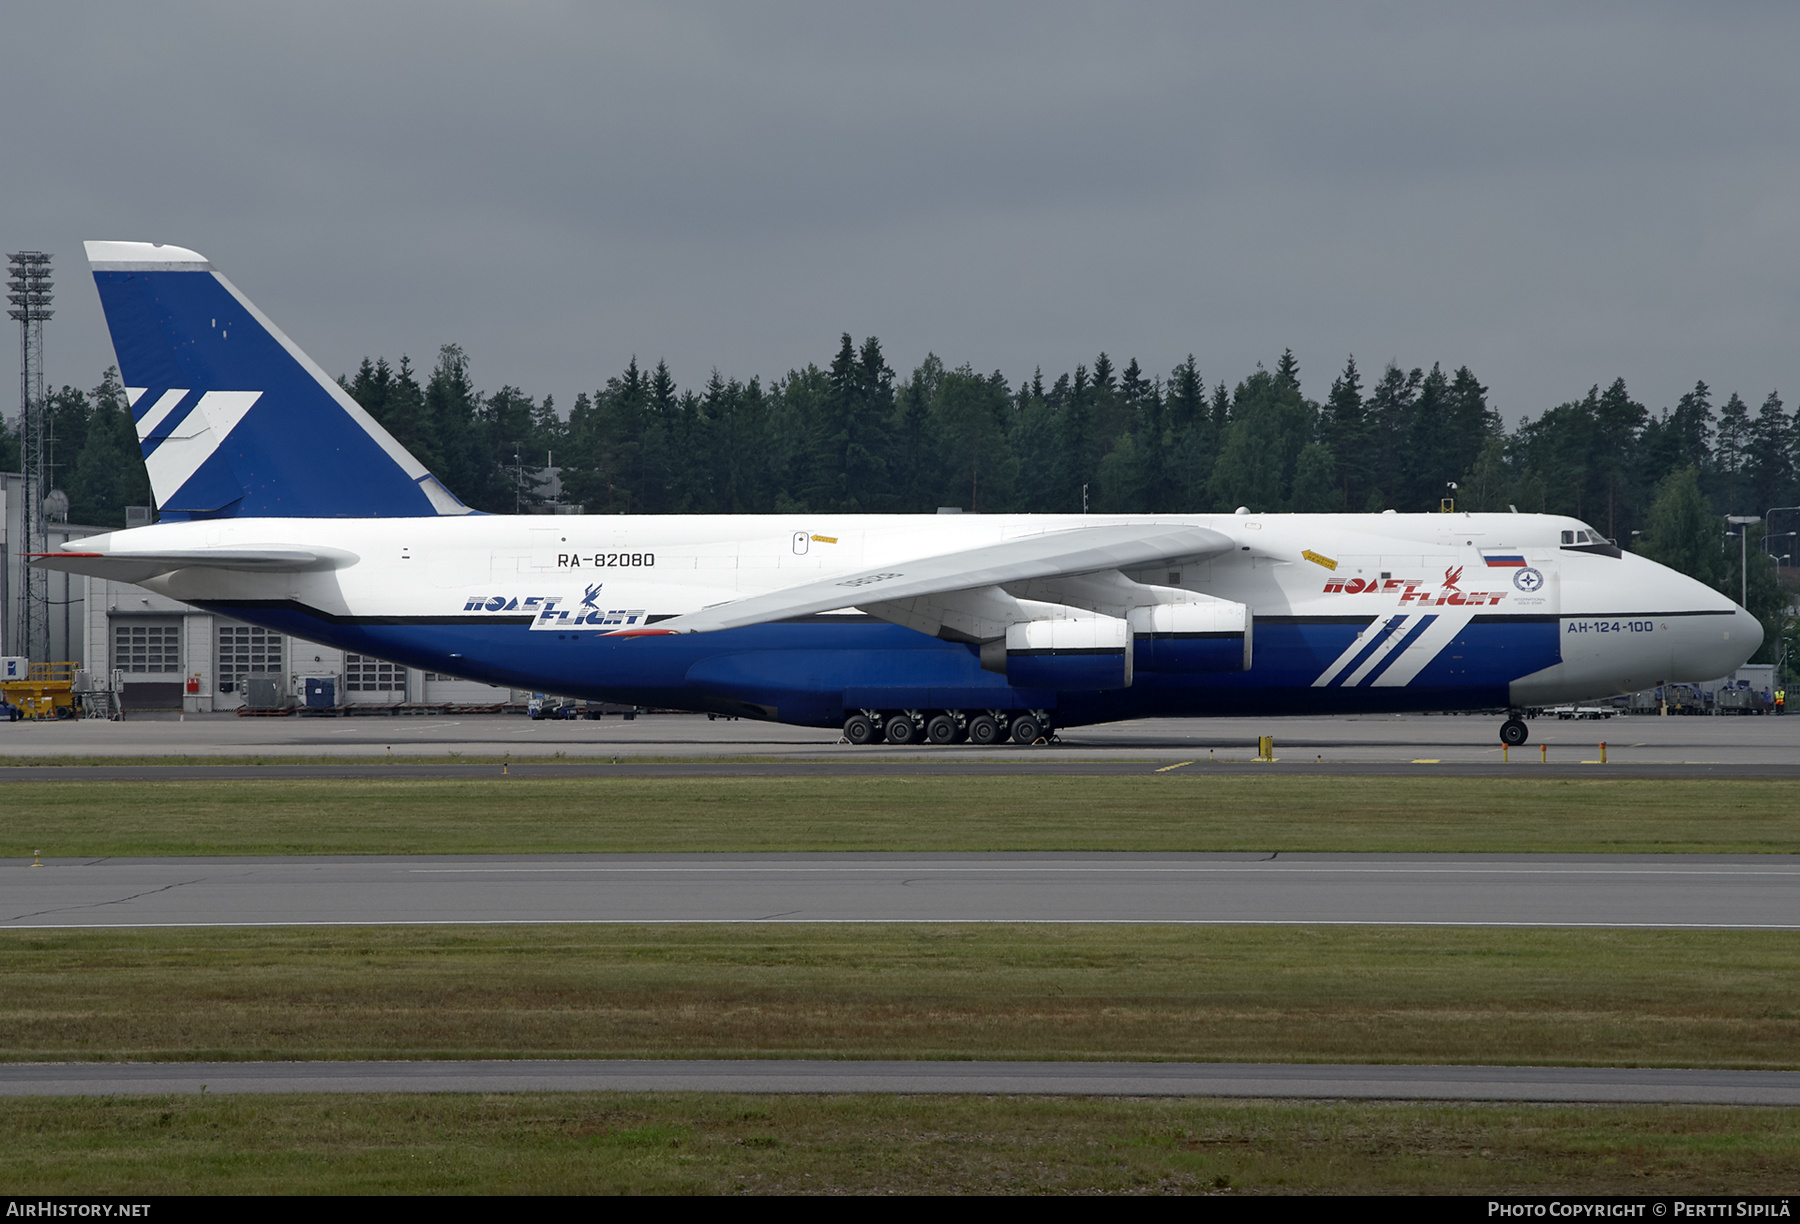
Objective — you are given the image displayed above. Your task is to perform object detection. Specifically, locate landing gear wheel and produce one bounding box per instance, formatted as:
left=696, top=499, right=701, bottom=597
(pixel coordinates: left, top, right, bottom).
left=1010, top=715, right=1042, bottom=745
left=966, top=714, right=1001, bottom=746
left=1500, top=718, right=1529, bottom=747
left=843, top=714, right=876, bottom=746
left=925, top=714, right=960, bottom=745
left=885, top=715, right=919, bottom=745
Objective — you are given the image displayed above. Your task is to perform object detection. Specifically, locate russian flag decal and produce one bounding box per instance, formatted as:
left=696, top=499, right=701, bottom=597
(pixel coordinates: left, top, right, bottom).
left=1483, top=553, right=1527, bottom=568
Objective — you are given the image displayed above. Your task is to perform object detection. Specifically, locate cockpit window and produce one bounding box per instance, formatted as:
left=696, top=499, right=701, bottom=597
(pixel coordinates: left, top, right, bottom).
left=1560, top=523, right=1622, bottom=557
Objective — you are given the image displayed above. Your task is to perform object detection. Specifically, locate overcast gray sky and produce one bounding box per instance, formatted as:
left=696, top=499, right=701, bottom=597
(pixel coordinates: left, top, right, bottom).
left=7, top=2, right=1800, bottom=424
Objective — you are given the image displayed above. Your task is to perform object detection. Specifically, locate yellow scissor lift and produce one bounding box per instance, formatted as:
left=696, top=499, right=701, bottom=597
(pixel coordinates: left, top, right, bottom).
left=1, top=662, right=82, bottom=720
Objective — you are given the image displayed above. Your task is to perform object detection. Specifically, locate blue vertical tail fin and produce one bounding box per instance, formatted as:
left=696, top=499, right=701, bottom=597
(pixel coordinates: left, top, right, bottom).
left=85, top=240, right=471, bottom=519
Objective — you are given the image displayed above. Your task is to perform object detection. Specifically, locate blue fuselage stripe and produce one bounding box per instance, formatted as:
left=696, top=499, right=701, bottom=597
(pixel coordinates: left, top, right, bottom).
left=196, top=602, right=1559, bottom=729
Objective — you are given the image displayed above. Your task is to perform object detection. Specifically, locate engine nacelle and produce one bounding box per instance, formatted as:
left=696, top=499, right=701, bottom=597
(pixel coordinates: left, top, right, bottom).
left=1002, top=614, right=1133, bottom=690
left=1129, top=600, right=1252, bottom=673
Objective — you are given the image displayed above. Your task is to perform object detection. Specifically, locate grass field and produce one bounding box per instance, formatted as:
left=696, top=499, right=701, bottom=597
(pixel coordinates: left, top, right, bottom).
left=4, top=1094, right=1798, bottom=1195
left=3, top=774, right=1799, bottom=856
left=3, top=925, right=1795, bottom=1067
left=6, top=772, right=1795, bottom=1195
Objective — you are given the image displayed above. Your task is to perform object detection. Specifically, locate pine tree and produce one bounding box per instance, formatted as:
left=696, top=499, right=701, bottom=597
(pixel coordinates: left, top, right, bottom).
left=1444, top=365, right=1500, bottom=494
left=933, top=365, right=1011, bottom=512
left=1365, top=364, right=1421, bottom=507
left=892, top=355, right=944, bottom=512
left=483, top=385, right=542, bottom=512
left=633, top=359, right=678, bottom=513
left=1713, top=392, right=1752, bottom=514
left=1274, top=348, right=1301, bottom=392
left=561, top=357, right=648, bottom=513
left=1401, top=363, right=1451, bottom=510
left=1009, top=371, right=1059, bottom=513
left=1164, top=356, right=1211, bottom=511
left=734, top=376, right=775, bottom=512
left=1644, top=381, right=1714, bottom=484
left=1517, top=388, right=1601, bottom=521
left=349, top=357, right=389, bottom=422
left=773, top=362, right=827, bottom=513
left=1746, top=391, right=1795, bottom=520
left=1090, top=351, right=1127, bottom=460
left=1117, top=358, right=1165, bottom=509
left=1056, top=365, right=1095, bottom=512
left=1319, top=356, right=1367, bottom=511
left=1593, top=378, right=1647, bottom=539
left=804, top=335, right=893, bottom=512
left=424, top=344, right=496, bottom=509
left=855, top=336, right=896, bottom=510
left=1167, top=357, right=1204, bottom=431
left=1210, top=363, right=1318, bottom=512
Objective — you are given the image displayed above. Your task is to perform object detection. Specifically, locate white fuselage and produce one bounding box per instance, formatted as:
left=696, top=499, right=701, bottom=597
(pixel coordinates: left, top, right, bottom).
left=74, top=509, right=1758, bottom=716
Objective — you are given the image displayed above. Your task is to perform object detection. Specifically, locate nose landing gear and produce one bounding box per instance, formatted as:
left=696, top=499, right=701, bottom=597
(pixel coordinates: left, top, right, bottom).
left=1499, top=717, right=1530, bottom=747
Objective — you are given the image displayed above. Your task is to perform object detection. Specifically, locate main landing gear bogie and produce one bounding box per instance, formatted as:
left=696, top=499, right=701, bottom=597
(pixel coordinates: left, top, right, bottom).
left=844, top=708, right=1053, bottom=748
left=1499, top=717, right=1530, bottom=747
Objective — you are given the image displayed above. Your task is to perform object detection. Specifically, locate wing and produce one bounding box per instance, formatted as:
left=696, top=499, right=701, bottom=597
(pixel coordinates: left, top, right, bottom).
left=625, top=523, right=1234, bottom=635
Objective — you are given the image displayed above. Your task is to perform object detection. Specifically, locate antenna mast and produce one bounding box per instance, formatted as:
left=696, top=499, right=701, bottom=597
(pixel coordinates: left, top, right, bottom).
left=7, top=251, right=53, bottom=662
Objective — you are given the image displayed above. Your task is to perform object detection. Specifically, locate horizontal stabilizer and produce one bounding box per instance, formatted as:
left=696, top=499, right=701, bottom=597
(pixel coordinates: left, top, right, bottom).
left=630, top=524, right=1234, bottom=635
left=30, top=547, right=357, bottom=582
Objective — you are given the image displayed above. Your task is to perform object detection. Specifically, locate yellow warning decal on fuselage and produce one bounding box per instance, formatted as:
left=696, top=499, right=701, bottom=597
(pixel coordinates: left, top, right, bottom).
left=1302, top=549, right=1338, bottom=571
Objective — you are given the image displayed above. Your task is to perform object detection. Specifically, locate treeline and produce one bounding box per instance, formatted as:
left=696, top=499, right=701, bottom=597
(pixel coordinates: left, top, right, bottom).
left=344, top=338, right=1800, bottom=535
left=37, top=341, right=1800, bottom=533
left=1, top=368, right=152, bottom=527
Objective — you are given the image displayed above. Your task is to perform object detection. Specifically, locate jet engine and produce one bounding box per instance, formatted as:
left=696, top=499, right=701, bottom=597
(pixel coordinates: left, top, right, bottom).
left=1001, top=613, right=1133, bottom=690
left=1128, top=599, right=1253, bottom=673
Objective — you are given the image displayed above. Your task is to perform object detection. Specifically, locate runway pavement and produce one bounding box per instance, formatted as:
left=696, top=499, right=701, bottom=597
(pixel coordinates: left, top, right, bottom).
left=3, top=713, right=1792, bottom=1107
left=0, top=711, right=1795, bottom=777
left=6, top=852, right=1794, bottom=929
left=0, top=758, right=1796, bottom=780
left=3, top=1059, right=1795, bottom=1104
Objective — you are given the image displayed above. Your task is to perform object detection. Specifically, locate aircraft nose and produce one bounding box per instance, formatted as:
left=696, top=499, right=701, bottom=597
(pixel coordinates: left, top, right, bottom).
left=1683, top=602, right=1764, bottom=680
left=1733, top=604, right=1765, bottom=658
left=1657, top=564, right=1764, bottom=681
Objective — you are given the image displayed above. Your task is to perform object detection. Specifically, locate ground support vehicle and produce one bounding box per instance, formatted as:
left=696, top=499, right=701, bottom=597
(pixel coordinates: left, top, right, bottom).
left=0, top=663, right=83, bottom=720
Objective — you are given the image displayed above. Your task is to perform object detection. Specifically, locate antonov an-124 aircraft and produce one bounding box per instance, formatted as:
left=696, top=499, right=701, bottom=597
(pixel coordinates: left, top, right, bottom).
left=37, top=241, right=1762, bottom=746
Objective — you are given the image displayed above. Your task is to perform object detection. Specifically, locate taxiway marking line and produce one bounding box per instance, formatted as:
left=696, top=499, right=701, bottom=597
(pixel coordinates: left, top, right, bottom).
left=4, top=919, right=1796, bottom=931
left=403, top=865, right=1800, bottom=877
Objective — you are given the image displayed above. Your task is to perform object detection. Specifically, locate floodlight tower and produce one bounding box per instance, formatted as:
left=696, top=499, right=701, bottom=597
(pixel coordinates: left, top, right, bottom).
left=7, top=251, right=53, bottom=662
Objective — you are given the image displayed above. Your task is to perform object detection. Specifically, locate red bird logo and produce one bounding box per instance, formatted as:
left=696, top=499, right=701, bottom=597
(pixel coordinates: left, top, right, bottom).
left=1443, top=566, right=1463, bottom=589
